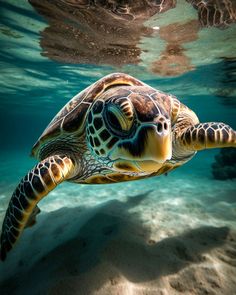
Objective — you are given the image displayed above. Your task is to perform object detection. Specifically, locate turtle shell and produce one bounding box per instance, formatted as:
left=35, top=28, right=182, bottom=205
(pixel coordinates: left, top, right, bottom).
left=31, top=73, right=145, bottom=157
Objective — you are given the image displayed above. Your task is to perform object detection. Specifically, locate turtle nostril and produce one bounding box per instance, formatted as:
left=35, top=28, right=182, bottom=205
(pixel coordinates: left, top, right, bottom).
left=164, top=122, right=168, bottom=130
left=157, top=123, right=163, bottom=133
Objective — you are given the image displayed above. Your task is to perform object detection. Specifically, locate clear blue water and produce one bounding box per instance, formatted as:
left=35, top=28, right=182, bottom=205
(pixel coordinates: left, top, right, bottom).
left=0, top=1, right=236, bottom=294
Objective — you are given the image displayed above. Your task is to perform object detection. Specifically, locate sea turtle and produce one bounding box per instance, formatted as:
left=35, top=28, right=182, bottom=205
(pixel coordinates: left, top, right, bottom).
left=0, top=73, right=235, bottom=260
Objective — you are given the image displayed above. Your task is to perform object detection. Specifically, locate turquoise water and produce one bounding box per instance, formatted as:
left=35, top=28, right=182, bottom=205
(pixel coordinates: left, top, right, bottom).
left=0, top=1, right=236, bottom=294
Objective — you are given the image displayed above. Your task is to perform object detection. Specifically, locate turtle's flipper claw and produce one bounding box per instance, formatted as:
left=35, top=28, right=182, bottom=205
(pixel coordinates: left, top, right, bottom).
left=0, top=155, right=74, bottom=261
left=25, top=206, right=41, bottom=228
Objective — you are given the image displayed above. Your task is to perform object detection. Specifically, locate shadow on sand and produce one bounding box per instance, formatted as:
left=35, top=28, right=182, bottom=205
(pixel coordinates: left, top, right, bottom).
left=0, top=191, right=235, bottom=294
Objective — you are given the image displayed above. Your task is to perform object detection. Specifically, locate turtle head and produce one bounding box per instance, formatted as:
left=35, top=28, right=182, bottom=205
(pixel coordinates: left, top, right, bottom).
left=86, top=86, right=172, bottom=173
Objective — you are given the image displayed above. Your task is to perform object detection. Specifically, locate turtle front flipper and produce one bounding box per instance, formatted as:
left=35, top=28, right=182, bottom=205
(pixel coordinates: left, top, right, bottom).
left=180, top=122, right=236, bottom=151
left=0, top=155, right=75, bottom=261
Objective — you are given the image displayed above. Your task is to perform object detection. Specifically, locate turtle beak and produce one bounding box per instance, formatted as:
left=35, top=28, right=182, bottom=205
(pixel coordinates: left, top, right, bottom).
left=133, top=124, right=172, bottom=172
left=110, top=123, right=172, bottom=165
left=144, top=124, right=172, bottom=163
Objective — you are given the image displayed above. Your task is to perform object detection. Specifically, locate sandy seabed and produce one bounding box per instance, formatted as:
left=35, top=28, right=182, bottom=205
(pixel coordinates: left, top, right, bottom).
left=0, top=171, right=236, bottom=295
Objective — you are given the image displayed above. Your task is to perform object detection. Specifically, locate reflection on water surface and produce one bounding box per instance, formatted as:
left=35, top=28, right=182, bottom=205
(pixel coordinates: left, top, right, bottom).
left=28, top=0, right=236, bottom=76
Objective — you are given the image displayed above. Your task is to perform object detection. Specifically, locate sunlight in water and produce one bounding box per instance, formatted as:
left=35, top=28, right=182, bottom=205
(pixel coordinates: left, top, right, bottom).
left=0, top=1, right=236, bottom=294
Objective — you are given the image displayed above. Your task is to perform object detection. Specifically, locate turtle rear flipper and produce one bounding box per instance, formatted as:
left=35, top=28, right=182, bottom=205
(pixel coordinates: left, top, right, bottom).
left=0, top=155, right=75, bottom=261
left=180, top=122, right=236, bottom=151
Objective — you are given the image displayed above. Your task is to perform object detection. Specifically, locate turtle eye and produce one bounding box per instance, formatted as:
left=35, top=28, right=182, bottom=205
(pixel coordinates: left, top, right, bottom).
left=105, top=103, right=133, bottom=135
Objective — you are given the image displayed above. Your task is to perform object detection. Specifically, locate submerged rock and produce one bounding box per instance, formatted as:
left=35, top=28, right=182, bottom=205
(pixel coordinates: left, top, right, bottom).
left=212, top=148, right=236, bottom=180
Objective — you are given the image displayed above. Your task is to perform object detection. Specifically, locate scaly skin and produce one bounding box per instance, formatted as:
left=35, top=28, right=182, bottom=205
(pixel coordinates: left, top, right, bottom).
left=179, top=122, right=236, bottom=151
left=0, top=155, right=75, bottom=261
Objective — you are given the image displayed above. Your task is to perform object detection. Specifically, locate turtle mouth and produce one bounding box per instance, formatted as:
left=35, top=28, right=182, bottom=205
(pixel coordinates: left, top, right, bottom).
left=110, top=124, right=172, bottom=167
